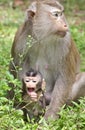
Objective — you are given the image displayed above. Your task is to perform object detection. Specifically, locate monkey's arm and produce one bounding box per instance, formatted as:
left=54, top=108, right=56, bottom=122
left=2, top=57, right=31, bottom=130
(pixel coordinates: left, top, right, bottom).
left=11, top=19, right=32, bottom=60
left=44, top=75, right=72, bottom=119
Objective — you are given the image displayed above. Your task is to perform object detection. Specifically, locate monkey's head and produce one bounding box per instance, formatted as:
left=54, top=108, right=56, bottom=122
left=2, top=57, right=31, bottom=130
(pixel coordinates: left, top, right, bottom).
left=23, top=68, right=45, bottom=96
left=26, top=0, right=69, bottom=41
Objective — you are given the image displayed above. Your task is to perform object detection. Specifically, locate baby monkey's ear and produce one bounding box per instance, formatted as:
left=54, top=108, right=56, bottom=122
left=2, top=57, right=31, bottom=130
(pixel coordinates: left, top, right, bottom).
left=41, top=79, right=46, bottom=91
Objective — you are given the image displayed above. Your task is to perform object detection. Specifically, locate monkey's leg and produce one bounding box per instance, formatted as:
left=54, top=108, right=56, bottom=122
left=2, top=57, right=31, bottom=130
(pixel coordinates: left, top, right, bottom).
left=72, top=72, right=85, bottom=101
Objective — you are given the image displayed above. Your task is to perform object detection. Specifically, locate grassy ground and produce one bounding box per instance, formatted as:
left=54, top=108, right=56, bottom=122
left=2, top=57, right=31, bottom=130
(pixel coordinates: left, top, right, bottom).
left=0, top=0, right=85, bottom=129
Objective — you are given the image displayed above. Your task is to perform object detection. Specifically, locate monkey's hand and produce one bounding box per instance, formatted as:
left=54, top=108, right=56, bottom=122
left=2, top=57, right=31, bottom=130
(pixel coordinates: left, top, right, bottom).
left=28, top=91, right=38, bottom=102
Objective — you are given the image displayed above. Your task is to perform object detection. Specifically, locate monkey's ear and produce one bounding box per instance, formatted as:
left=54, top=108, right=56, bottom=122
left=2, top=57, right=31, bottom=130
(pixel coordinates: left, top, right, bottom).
left=26, top=2, right=36, bottom=19
left=41, top=79, right=46, bottom=91
left=26, top=10, right=35, bottom=19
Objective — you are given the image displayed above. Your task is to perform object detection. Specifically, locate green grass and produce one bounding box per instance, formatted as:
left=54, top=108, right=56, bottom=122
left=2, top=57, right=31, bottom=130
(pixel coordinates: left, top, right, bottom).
left=0, top=1, right=85, bottom=129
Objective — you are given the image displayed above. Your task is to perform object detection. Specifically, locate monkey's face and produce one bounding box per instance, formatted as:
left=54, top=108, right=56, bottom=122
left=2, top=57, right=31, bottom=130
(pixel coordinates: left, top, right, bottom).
left=24, top=75, right=42, bottom=95
left=32, top=1, right=69, bottom=40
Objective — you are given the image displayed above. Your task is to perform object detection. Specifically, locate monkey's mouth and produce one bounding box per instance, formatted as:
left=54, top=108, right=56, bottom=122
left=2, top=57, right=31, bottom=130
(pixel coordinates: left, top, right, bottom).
left=27, top=88, right=35, bottom=93
left=57, top=31, right=66, bottom=37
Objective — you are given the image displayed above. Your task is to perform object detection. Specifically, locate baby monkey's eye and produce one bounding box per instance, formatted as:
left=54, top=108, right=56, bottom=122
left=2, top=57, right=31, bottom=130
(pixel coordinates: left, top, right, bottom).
left=26, top=80, right=30, bottom=82
left=32, top=80, right=37, bottom=83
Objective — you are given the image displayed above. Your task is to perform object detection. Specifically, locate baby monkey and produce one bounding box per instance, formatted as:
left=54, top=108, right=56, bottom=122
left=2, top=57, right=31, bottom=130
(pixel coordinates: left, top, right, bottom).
left=22, top=68, right=46, bottom=122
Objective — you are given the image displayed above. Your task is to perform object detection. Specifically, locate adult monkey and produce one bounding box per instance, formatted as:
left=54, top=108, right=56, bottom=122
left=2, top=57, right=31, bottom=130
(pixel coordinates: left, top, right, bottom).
left=9, top=0, right=85, bottom=120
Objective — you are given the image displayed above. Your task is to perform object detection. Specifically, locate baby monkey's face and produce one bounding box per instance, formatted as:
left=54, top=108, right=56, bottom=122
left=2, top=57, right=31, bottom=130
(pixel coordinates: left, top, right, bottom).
left=24, top=75, right=42, bottom=94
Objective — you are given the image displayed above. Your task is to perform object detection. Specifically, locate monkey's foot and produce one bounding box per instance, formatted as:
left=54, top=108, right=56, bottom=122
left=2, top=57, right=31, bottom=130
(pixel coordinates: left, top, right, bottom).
left=44, top=108, right=59, bottom=120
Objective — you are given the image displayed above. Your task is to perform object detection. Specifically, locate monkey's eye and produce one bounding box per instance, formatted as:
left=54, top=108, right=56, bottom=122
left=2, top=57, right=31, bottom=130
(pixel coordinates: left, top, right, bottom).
left=53, top=12, right=58, bottom=17
left=32, top=80, right=37, bottom=83
left=54, top=13, right=58, bottom=17
left=26, top=80, right=30, bottom=82
left=53, top=11, right=62, bottom=17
